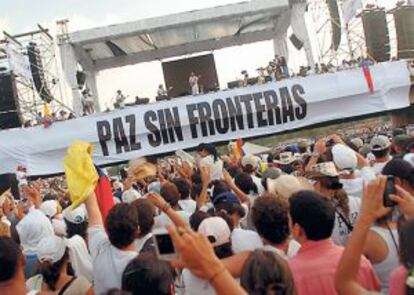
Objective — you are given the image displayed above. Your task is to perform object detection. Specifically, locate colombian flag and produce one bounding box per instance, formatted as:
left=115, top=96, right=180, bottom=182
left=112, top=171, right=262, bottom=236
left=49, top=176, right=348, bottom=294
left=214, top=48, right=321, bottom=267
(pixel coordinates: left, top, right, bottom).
left=94, top=167, right=114, bottom=222
left=362, top=61, right=374, bottom=94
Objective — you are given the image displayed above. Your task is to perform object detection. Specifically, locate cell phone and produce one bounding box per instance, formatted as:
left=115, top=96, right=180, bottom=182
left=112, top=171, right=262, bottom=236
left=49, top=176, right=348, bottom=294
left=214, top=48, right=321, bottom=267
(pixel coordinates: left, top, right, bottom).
left=383, top=176, right=397, bottom=207
left=153, top=231, right=176, bottom=260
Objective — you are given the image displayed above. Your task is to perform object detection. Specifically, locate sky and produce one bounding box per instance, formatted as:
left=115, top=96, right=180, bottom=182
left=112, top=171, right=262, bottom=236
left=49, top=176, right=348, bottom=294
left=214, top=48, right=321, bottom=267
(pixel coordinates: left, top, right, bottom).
left=0, top=0, right=399, bottom=108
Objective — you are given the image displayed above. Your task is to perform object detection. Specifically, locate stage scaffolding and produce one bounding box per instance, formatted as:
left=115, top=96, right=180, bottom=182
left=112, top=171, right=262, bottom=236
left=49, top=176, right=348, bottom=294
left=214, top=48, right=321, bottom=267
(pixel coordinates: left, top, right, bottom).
left=0, top=25, right=72, bottom=125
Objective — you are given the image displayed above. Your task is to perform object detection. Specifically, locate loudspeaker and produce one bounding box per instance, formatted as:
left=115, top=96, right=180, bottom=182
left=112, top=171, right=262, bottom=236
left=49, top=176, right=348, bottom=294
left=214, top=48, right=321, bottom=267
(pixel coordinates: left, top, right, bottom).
left=392, top=5, right=414, bottom=59
left=27, top=42, right=53, bottom=103
left=0, top=73, right=21, bottom=129
left=0, top=173, right=20, bottom=200
left=361, top=9, right=391, bottom=62
left=289, top=34, right=304, bottom=50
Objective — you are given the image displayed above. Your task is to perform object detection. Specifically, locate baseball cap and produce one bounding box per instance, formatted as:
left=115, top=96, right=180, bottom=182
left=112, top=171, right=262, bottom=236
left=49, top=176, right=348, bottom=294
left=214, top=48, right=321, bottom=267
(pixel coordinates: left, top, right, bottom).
left=212, top=192, right=240, bottom=207
left=275, top=152, right=295, bottom=165
left=310, top=162, right=339, bottom=177
left=63, top=204, right=88, bottom=224
left=40, top=200, right=59, bottom=219
left=370, top=135, right=391, bottom=151
left=198, top=217, right=231, bottom=247
left=241, top=155, right=259, bottom=170
left=350, top=137, right=364, bottom=149
left=122, top=189, right=142, bottom=204
left=331, top=144, right=357, bottom=171
left=267, top=175, right=312, bottom=199
left=36, top=236, right=67, bottom=263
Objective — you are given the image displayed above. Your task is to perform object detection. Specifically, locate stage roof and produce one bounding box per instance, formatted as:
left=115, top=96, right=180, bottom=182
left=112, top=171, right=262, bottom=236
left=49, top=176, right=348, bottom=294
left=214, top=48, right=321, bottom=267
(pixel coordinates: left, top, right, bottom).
left=66, top=0, right=290, bottom=71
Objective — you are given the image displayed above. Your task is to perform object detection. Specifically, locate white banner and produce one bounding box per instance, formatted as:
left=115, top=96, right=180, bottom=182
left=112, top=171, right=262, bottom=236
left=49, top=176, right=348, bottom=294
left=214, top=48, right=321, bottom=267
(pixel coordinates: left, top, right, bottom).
left=6, top=45, right=32, bottom=81
left=0, top=61, right=410, bottom=176
left=341, top=0, right=362, bottom=24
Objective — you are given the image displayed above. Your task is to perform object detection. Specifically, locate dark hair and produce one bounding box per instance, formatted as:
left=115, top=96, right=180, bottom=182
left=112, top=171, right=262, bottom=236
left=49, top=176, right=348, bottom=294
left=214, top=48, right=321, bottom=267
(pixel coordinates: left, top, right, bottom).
left=190, top=183, right=202, bottom=201
left=43, top=193, right=58, bottom=201
left=211, top=180, right=231, bottom=199
left=382, top=158, right=414, bottom=188
left=160, top=182, right=180, bottom=207
left=251, top=196, right=290, bottom=245
left=106, top=203, right=139, bottom=249
left=171, top=178, right=191, bottom=200
left=189, top=211, right=210, bottom=231
left=122, top=253, right=173, bottom=295
left=64, top=219, right=88, bottom=240
left=234, top=173, right=258, bottom=195
left=214, top=202, right=246, bottom=219
left=372, top=148, right=389, bottom=159
left=197, top=143, right=219, bottom=161
left=0, top=237, right=21, bottom=282
left=40, top=249, right=70, bottom=291
left=317, top=176, right=350, bottom=217
left=289, top=190, right=335, bottom=241
left=226, top=165, right=241, bottom=178
left=214, top=242, right=233, bottom=259
left=241, top=250, right=296, bottom=295
left=131, top=199, right=155, bottom=238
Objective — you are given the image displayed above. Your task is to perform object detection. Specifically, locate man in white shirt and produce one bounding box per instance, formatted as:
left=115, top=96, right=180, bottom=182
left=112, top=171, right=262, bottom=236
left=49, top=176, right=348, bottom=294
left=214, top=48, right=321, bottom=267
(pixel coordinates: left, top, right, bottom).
left=369, top=135, right=392, bottom=175
left=241, top=154, right=265, bottom=195
left=113, top=90, right=127, bottom=109
left=84, top=192, right=138, bottom=294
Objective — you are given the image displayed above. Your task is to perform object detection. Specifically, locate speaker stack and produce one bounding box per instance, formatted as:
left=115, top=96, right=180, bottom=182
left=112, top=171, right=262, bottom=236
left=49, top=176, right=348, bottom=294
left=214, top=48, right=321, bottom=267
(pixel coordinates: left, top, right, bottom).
left=0, top=73, right=21, bottom=129
left=391, top=5, right=414, bottom=59
left=27, top=42, right=54, bottom=103
left=361, top=8, right=391, bottom=62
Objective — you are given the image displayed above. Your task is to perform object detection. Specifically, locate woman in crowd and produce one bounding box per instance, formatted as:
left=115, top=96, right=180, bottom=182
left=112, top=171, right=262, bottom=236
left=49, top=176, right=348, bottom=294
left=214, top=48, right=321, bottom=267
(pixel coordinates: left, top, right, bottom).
left=240, top=250, right=296, bottom=295
left=310, top=162, right=361, bottom=246
left=26, top=236, right=93, bottom=295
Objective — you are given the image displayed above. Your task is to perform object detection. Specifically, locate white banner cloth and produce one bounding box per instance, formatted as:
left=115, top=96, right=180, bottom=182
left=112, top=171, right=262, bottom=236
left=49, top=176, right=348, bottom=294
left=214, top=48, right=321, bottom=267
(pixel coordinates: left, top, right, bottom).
left=0, top=61, right=410, bottom=176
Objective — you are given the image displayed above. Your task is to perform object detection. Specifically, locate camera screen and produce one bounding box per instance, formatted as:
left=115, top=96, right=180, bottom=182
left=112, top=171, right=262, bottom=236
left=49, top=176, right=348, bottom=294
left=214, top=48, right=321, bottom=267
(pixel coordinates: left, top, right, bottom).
left=155, top=234, right=175, bottom=255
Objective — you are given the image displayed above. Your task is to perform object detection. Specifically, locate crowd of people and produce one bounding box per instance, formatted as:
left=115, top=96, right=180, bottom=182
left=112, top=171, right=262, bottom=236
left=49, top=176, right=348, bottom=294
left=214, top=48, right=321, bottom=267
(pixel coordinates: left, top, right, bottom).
left=1, top=122, right=414, bottom=295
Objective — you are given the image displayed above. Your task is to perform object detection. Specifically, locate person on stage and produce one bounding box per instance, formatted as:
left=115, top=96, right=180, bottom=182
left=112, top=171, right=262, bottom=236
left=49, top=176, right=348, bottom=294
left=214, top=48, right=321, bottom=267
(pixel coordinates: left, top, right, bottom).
left=189, top=72, right=200, bottom=95
left=156, top=84, right=173, bottom=101
left=113, top=90, right=127, bottom=109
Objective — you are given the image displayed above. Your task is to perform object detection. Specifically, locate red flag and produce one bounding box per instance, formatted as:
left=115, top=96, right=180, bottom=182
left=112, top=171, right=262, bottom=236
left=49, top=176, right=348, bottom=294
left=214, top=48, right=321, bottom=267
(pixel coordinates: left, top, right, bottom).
left=94, top=167, right=114, bottom=222
left=362, top=62, right=374, bottom=94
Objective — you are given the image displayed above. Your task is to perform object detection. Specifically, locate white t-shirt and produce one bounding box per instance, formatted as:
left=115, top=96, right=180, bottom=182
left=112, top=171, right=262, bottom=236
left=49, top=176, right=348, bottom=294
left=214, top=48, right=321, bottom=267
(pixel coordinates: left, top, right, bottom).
left=341, top=167, right=375, bottom=199
left=154, top=210, right=190, bottom=230
left=371, top=158, right=392, bottom=175
left=88, top=225, right=137, bottom=295
left=199, top=156, right=223, bottom=180
left=182, top=269, right=217, bottom=295
left=179, top=199, right=197, bottom=215
left=331, top=196, right=361, bottom=246
left=251, top=175, right=265, bottom=195
left=231, top=228, right=263, bottom=253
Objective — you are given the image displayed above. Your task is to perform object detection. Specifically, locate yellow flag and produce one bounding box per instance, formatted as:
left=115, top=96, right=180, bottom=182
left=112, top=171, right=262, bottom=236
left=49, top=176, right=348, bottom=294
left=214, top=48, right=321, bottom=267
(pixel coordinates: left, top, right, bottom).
left=64, top=141, right=98, bottom=209
left=43, top=103, right=52, bottom=117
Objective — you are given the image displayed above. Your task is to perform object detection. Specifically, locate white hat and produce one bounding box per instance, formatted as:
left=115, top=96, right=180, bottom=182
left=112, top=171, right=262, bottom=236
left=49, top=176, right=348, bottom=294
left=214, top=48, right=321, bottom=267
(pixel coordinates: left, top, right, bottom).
left=198, top=217, right=231, bottom=247
left=122, top=189, right=142, bottom=204
left=267, top=175, right=312, bottom=199
left=40, top=200, right=59, bottom=219
left=332, top=144, right=357, bottom=171
left=275, top=152, right=295, bottom=165
left=241, top=155, right=259, bottom=169
left=370, top=135, right=391, bottom=151
left=36, top=236, right=67, bottom=263
left=311, top=162, right=339, bottom=177
left=63, top=204, right=88, bottom=224
left=350, top=138, right=364, bottom=149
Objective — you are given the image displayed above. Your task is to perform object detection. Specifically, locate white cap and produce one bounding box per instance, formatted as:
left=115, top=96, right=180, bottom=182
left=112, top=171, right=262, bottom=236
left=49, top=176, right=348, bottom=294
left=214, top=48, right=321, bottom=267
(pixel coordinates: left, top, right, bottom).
left=62, top=204, right=88, bottom=224
left=198, top=217, right=231, bottom=247
left=40, top=200, right=59, bottom=219
left=275, top=152, right=295, bottom=165
left=350, top=138, right=364, bottom=149
left=332, top=144, right=357, bottom=171
left=36, top=236, right=67, bottom=263
left=267, top=175, right=311, bottom=199
left=311, top=162, right=339, bottom=177
left=241, top=155, right=259, bottom=169
left=122, top=189, right=142, bottom=204
left=370, top=135, right=391, bottom=151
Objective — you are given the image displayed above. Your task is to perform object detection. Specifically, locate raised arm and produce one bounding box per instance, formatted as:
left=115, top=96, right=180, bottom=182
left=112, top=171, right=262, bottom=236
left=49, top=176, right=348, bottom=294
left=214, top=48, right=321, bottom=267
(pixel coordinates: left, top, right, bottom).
left=335, top=176, right=388, bottom=295
left=147, top=192, right=188, bottom=229
left=84, top=191, right=103, bottom=227
left=223, top=169, right=250, bottom=204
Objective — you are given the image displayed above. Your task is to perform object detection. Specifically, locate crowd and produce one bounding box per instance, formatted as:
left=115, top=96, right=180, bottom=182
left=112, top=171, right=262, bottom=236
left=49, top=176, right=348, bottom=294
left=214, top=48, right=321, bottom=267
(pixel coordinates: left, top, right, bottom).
left=1, top=123, right=414, bottom=295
